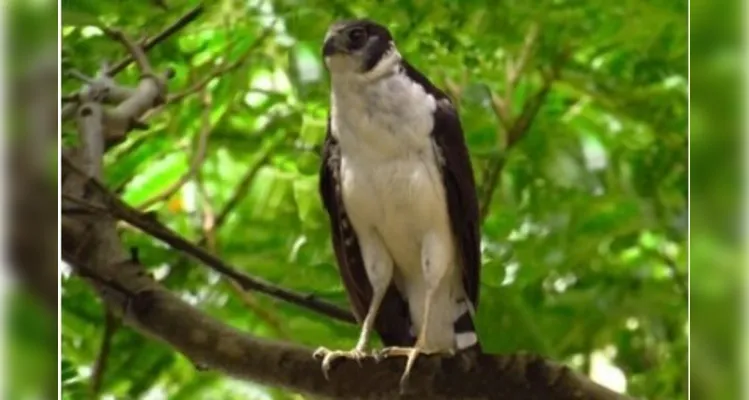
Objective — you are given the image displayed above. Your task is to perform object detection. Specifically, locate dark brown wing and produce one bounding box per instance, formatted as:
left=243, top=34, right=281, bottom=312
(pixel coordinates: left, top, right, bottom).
left=431, top=100, right=482, bottom=309
left=401, top=61, right=482, bottom=310
left=319, top=122, right=414, bottom=346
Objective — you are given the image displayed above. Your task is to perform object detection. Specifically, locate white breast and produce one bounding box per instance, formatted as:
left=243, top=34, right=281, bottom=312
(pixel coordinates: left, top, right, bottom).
left=331, top=71, right=450, bottom=275
left=330, top=69, right=467, bottom=351
left=331, top=72, right=437, bottom=162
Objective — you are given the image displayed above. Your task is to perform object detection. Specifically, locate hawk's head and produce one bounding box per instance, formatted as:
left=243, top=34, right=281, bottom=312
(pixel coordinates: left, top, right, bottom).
left=322, top=19, right=400, bottom=78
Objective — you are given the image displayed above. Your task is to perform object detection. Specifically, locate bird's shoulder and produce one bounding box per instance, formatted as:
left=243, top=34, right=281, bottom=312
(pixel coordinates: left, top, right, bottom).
left=398, top=60, right=462, bottom=125
left=400, top=61, right=451, bottom=103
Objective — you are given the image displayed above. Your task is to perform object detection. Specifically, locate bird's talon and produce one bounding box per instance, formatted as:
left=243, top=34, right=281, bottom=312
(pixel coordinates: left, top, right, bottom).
left=313, top=347, right=369, bottom=380
left=312, top=346, right=330, bottom=360
left=377, top=346, right=413, bottom=359
left=321, top=357, right=335, bottom=380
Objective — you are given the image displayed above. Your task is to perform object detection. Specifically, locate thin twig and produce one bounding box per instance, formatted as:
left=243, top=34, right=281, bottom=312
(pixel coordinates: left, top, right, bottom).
left=104, top=29, right=154, bottom=76
left=107, top=4, right=205, bottom=76
left=507, top=22, right=540, bottom=95
left=215, top=154, right=270, bottom=228
left=195, top=174, right=217, bottom=251
left=490, top=22, right=540, bottom=131
left=506, top=75, right=554, bottom=148
left=479, top=156, right=507, bottom=221
left=137, top=90, right=213, bottom=209
left=489, top=91, right=512, bottom=130
left=479, top=41, right=571, bottom=221
left=198, top=130, right=283, bottom=233
left=194, top=171, right=287, bottom=336
left=90, top=310, right=119, bottom=397
left=479, top=67, right=560, bottom=221
left=62, top=193, right=110, bottom=214
left=69, top=70, right=95, bottom=83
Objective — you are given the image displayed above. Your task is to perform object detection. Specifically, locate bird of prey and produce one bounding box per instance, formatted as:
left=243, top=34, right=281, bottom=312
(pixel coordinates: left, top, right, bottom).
left=314, top=19, right=482, bottom=389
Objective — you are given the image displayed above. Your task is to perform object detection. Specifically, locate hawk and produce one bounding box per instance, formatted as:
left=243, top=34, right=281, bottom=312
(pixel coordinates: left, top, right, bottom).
left=314, top=19, right=482, bottom=388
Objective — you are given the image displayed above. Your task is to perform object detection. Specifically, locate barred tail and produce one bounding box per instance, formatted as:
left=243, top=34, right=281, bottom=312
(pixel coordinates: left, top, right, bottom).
left=454, top=298, right=480, bottom=351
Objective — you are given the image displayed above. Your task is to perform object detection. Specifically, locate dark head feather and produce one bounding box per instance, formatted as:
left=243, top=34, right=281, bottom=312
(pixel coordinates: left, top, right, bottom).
left=322, top=19, right=395, bottom=72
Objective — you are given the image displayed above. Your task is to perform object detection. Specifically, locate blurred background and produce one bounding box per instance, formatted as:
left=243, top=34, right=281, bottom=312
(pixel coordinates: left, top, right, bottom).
left=56, top=0, right=688, bottom=399
left=690, top=0, right=744, bottom=398
left=3, top=0, right=700, bottom=398
left=4, top=0, right=59, bottom=399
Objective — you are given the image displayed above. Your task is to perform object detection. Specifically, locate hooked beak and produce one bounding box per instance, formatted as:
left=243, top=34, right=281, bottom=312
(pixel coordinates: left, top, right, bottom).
left=322, top=33, right=347, bottom=57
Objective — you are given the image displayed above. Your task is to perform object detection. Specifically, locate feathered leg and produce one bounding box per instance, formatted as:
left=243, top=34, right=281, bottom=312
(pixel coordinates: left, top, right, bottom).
left=377, top=232, right=454, bottom=392
left=314, top=230, right=393, bottom=378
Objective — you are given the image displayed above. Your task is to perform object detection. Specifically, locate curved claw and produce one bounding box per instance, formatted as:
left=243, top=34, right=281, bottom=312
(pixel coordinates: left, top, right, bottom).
left=312, top=347, right=368, bottom=380
left=312, top=346, right=334, bottom=380
left=312, top=346, right=331, bottom=360
left=376, top=346, right=453, bottom=394
left=376, top=346, right=414, bottom=359
left=351, top=350, right=366, bottom=367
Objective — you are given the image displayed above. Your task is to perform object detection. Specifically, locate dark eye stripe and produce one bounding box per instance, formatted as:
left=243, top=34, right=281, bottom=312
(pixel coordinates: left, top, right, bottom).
left=348, top=28, right=367, bottom=49
left=349, top=28, right=365, bottom=40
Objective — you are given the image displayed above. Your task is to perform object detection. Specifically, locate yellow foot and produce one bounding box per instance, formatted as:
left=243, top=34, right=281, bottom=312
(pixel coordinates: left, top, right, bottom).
left=376, top=346, right=454, bottom=393
left=312, top=347, right=368, bottom=380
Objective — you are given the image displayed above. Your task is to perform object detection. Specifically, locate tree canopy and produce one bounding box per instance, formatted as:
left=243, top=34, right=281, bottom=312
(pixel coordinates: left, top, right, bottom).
left=59, top=0, right=687, bottom=399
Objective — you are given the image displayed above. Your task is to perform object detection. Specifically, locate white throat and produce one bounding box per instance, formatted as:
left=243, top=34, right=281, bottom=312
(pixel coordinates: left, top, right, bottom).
left=326, top=43, right=403, bottom=85
left=329, top=55, right=438, bottom=162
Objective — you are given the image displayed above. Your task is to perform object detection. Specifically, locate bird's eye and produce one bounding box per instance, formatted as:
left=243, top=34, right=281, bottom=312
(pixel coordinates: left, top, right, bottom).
left=348, top=28, right=367, bottom=49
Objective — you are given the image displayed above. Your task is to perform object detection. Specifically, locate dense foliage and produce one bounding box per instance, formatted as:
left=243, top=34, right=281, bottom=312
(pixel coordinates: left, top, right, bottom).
left=60, top=0, right=687, bottom=398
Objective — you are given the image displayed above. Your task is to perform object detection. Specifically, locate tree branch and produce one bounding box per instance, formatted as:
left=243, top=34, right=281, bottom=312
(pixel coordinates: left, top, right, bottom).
left=479, top=78, right=553, bottom=221
left=195, top=174, right=217, bottom=250
left=506, top=23, right=540, bottom=97
left=489, top=22, right=540, bottom=130
left=106, top=3, right=205, bottom=76
left=104, top=29, right=156, bottom=76
left=61, top=4, right=202, bottom=119
left=214, top=149, right=272, bottom=228
left=479, top=50, right=567, bottom=221
left=76, top=101, right=105, bottom=178
left=479, top=24, right=547, bottom=220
